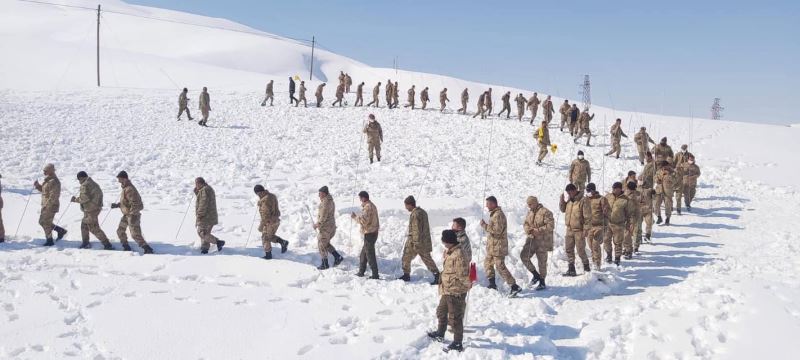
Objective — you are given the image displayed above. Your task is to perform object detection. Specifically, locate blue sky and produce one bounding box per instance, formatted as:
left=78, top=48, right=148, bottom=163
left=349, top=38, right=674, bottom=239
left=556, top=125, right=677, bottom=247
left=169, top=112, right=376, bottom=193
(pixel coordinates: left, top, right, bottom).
left=128, top=0, right=798, bottom=125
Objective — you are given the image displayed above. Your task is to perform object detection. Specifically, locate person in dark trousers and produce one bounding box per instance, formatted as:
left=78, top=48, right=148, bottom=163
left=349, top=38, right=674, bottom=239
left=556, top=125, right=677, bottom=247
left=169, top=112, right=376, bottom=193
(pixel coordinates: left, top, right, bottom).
left=289, top=77, right=298, bottom=105
left=351, top=191, right=380, bottom=279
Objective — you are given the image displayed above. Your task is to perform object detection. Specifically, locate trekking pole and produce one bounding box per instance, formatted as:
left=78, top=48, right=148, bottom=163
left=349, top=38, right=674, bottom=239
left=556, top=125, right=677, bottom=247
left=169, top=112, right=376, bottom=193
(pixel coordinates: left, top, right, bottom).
left=100, top=207, right=113, bottom=226
left=348, top=118, right=368, bottom=245
left=243, top=207, right=258, bottom=248
left=304, top=204, right=317, bottom=233
left=174, top=194, right=194, bottom=242
left=13, top=188, right=35, bottom=238
left=56, top=195, right=74, bottom=225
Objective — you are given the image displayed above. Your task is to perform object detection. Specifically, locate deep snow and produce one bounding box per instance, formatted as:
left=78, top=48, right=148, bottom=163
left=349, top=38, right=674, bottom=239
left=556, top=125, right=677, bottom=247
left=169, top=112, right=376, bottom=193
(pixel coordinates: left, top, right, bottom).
left=1, top=1, right=800, bottom=359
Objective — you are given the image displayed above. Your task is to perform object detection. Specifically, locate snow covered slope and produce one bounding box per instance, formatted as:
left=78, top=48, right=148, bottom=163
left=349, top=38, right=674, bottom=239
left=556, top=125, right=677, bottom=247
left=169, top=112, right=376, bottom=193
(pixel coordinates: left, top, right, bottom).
left=1, top=1, right=799, bottom=359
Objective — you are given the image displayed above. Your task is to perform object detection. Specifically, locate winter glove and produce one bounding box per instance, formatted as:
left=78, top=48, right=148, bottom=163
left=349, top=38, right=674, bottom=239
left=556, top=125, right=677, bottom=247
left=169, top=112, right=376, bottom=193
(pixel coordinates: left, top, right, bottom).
left=110, top=203, right=120, bottom=209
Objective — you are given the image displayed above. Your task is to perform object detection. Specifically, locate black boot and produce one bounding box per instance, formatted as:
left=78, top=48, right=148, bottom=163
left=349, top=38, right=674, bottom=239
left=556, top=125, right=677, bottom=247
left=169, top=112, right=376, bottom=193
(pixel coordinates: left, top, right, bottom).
left=529, top=270, right=541, bottom=286
left=103, top=243, right=114, bottom=250
left=430, top=272, right=440, bottom=285
left=122, top=244, right=132, bottom=251
left=677, top=207, right=682, bottom=215
left=563, top=264, right=577, bottom=277
left=79, top=241, right=91, bottom=249
left=201, top=249, right=209, bottom=254
left=262, top=251, right=272, bottom=260
left=664, top=217, right=671, bottom=226
left=427, top=331, right=444, bottom=342
left=317, top=259, right=329, bottom=270
left=536, top=278, right=547, bottom=291
left=398, top=273, right=411, bottom=282
left=279, top=239, right=289, bottom=253
left=444, top=342, right=464, bottom=353
left=332, top=251, right=343, bottom=267
left=509, top=284, right=522, bottom=297
left=143, top=245, right=154, bottom=254
left=487, top=277, right=497, bottom=290
left=656, top=216, right=663, bottom=224
left=687, top=204, right=692, bottom=212
left=55, top=226, right=67, bottom=241
left=645, top=233, right=651, bottom=243
left=217, top=240, right=226, bottom=251
left=614, top=257, right=621, bottom=266
left=369, top=273, right=380, bottom=280
left=583, top=263, right=591, bottom=272
left=369, top=158, right=374, bottom=164
left=43, top=238, right=54, bottom=247
left=624, top=253, right=632, bottom=260
left=0, top=238, right=4, bottom=243
left=605, top=254, right=613, bottom=264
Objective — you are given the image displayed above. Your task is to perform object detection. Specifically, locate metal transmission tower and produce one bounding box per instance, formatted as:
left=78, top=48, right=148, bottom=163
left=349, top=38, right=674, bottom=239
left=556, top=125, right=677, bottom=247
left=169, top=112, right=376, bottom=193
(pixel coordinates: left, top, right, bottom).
left=711, top=98, right=724, bottom=120
left=580, top=75, right=591, bottom=109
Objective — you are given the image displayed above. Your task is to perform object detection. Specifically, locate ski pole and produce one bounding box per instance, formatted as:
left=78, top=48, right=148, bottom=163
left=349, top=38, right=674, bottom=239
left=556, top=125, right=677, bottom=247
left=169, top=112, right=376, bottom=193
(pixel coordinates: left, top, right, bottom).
left=244, top=207, right=258, bottom=248
left=100, top=207, right=112, bottom=226
left=174, top=193, right=194, bottom=242
left=13, top=188, right=35, bottom=239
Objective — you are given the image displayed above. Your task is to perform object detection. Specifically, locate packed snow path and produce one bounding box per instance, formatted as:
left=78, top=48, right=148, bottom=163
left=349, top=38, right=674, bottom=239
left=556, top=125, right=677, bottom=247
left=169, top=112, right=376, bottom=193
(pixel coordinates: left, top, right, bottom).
left=0, top=90, right=798, bottom=359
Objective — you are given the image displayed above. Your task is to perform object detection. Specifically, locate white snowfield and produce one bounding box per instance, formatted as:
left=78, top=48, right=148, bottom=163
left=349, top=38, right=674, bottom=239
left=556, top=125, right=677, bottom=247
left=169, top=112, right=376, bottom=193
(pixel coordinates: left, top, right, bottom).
left=1, top=1, right=799, bottom=359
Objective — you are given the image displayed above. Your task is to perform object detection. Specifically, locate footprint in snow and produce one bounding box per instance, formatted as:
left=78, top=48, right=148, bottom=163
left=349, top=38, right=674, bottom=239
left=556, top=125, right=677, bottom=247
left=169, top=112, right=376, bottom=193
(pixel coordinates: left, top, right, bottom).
left=376, top=309, right=392, bottom=316
left=86, top=301, right=102, bottom=309
left=123, top=291, right=138, bottom=298
left=296, top=345, right=314, bottom=355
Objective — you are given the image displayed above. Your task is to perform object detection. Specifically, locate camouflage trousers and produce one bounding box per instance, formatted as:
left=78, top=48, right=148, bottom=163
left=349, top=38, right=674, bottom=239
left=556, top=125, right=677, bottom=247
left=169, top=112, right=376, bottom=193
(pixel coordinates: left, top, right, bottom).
left=0, top=208, right=5, bottom=240
left=38, top=209, right=56, bottom=239
left=586, top=226, right=605, bottom=269
left=572, top=178, right=587, bottom=193
left=676, top=184, right=698, bottom=209
left=520, top=237, right=548, bottom=278
left=654, top=193, right=673, bottom=218
left=544, top=111, right=552, bottom=123
left=316, top=95, right=323, bottom=107
left=604, top=223, right=626, bottom=260
left=436, top=293, right=466, bottom=344
left=368, top=142, right=381, bottom=162
left=440, top=100, right=447, bottom=112
left=401, top=241, right=439, bottom=275
left=560, top=114, right=568, bottom=130
left=575, top=128, right=592, bottom=144
left=260, top=221, right=282, bottom=252
left=458, top=101, right=467, bottom=114
left=332, top=96, right=344, bottom=107
left=117, top=213, right=149, bottom=248
left=639, top=211, right=653, bottom=244
left=637, top=147, right=648, bottom=164
left=564, top=228, right=589, bottom=266
left=683, top=185, right=697, bottom=207
left=484, top=254, right=516, bottom=286
left=367, top=96, right=379, bottom=107
left=177, top=105, right=192, bottom=119
left=530, top=107, right=539, bottom=121
left=298, top=94, right=307, bottom=107
left=196, top=224, right=220, bottom=251
left=81, top=210, right=111, bottom=245
left=472, top=105, right=486, bottom=119
left=261, top=94, right=274, bottom=106
left=200, top=109, right=209, bottom=123
left=625, top=217, right=639, bottom=255
left=498, top=104, right=511, bottom=118
left=606, top=140, right=622, bottom=157
left=317, top=228, right=337, bottom=259
left=537, top=144, right=549, bottom=162
left=355, top=94, right=363, bottom=106
left=517, top=106, right=525, bottom=120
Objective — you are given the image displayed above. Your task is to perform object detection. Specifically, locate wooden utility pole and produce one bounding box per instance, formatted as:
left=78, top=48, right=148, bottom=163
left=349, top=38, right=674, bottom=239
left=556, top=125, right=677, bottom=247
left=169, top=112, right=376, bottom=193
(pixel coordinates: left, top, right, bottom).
left=309, top=36, right=315, bottom=81
left=96, top=4, right=101, bottom=87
